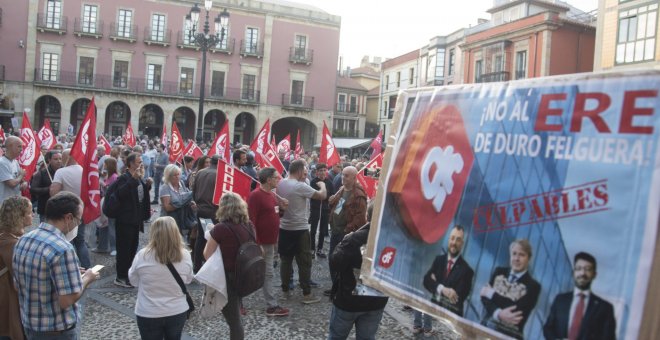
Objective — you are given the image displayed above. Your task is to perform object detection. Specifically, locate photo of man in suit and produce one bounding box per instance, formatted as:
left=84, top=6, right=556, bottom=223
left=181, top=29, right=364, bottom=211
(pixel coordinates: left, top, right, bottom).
left=543, top=252, right=616, bottom=340
left=480, top=239, right=541, bottom=340
left=422, top=225, right=474, bottom=317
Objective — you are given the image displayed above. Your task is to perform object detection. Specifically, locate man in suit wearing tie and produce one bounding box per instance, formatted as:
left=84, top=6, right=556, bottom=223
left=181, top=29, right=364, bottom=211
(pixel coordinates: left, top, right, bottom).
left=543, top=252, right=616, bottom=340
left=480, top=239, right=541, bottom=340
left=422, top=225, right=474, bottom=317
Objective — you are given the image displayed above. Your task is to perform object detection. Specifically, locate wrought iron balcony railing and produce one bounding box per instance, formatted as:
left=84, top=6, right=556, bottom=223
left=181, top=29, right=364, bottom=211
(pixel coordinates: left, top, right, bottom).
left=109, top=23, right=137, bottom=42
left=240, top=40, right=264, bottom=58
left=36, top=13, right=67, bottom=34
left=289, top=47, right=313, bottom=64
left=282, top=94, right=314, bottom=111
left=144, top=27, right=171, bottom=46
left=73, top=18, right=103, bottom=38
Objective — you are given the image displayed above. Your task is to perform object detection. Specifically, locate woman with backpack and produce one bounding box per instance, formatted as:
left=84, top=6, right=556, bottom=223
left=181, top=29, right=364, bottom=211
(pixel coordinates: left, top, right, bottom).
left=203, top=192, right=257, bottom=340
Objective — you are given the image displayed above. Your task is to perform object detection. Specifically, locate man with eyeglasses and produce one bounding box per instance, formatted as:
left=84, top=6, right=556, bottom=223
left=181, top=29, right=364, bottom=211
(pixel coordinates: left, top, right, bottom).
left=13, top=192, right=100, bottom=340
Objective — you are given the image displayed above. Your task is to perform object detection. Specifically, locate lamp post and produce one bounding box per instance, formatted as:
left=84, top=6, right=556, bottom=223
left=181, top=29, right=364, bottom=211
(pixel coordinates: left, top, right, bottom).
left=188, top=1, right=229, bottom=142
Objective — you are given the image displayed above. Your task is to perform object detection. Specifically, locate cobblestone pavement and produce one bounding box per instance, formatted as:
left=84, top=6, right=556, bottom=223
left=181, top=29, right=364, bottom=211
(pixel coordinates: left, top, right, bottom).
left=32, top=204, right=458, bottom=340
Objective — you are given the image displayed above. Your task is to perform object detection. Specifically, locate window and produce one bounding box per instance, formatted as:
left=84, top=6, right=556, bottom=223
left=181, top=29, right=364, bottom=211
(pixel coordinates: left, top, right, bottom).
left=475, top=60, right=483, bottom=82
left=409, top=68, right=414, bottom=85
left=211, top=71, right=225, bottom=97
left=179, top=67, right=194, bottom=94
left=448, top=49, right=455, bottom=75
left=291, top=80, right=304, bottom=105
left=183, top=17, right=193, bottom=45
left=494, top=55, right=503, bottom=73
left=151, top=14, right=166, bottom=41
left=215, top=25, right=229, bottom=49
left=147, top=64, right=162, bottom=91
left=349, top=95, right=358, bottom=113
left=245, top=27, right=259, bottom=53
left=294, top=35, right=307, bottom=59
left=396, top=71, right=401, bottom=87
left=348, top=120, right=356, bottom=136
left=385, top=75, right=389, bottom=91
left=426, top=49, right=436, bottom=83
left=113, top=60, right=129, bottom=88
left=82, top=4, right=98, bottom=34
left=46, top=0, right=62, bottom=29
left=43, top=53, right=59, bottom=82
left=78, top=56, right=94, bottom=85
left=436, top=48, right=446, bottom=85
left=616, top=4, right=658, bottom=64
left=515, top=51, right=527, bottom=79
left=337, top=94, right=347, bottom=111
left=117, top=9, right=133, bottom=37
left=242, top=74, right=256, bottom=100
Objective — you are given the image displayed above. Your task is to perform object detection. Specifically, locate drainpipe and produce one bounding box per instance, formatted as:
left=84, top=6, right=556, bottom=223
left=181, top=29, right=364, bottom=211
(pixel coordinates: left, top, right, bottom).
left=533, top=31, right=539, bottom=77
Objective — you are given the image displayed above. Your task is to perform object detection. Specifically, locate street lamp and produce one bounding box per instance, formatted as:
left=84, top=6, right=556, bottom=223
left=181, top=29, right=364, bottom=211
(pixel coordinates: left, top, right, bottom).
left=188, top=1, right=229, bottom=142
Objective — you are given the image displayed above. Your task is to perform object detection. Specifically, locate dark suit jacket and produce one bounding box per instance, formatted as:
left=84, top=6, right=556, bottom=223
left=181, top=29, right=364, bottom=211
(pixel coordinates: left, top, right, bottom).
left=543, top=291, right=616, bottom=340
left=481, top=267, right=541, bottom=339
left=423, top=254, right=474, bottom=317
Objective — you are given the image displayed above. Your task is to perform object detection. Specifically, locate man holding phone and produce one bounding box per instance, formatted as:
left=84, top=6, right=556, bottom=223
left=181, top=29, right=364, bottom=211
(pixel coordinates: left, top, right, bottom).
left=112, top=153, right=152, bottom=288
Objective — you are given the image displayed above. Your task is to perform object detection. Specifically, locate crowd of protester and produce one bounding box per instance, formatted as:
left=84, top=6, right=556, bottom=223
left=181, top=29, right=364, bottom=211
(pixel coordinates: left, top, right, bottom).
left=0, top=131, right=402, bottom=340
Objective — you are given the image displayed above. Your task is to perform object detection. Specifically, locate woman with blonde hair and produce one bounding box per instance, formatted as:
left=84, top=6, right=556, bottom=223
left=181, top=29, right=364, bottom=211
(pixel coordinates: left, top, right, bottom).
left=204, top=192, right=257, bottom=340
left=0, top=196, right=33, bottom=340
left=129, top=216, right=193, bottom=340
left=160, top=164, right=197, bottom=236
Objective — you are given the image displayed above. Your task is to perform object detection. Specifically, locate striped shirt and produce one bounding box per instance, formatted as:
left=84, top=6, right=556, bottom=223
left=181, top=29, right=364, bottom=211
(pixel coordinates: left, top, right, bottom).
left=12, top=222, right=83, bottom=332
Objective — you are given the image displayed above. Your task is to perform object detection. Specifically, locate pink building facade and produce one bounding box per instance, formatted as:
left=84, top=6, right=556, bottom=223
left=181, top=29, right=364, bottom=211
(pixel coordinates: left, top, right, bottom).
left=0, top=0, right=340, bottom=148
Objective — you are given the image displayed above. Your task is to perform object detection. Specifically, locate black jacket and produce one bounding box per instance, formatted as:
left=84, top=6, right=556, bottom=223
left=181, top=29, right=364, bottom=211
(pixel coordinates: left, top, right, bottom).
left=543, top=291, right=616, bottom=340
left=114, top=172, right=151, bottom=226
left=329, top=223, right=388, bottom=312
left=30, top=166, right=57, bottom=215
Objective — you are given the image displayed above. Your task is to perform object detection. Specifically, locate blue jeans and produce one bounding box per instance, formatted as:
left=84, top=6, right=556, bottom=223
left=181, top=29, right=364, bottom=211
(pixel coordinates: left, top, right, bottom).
left=413, top=310, right=432, bottom=331
left=136, top=311, right=187, bottom=340
left=96, top=218, right=116, bottom=252
left=72, top=223, right=90, bottom=269
left=25, top=325, right=77, bottom=340
left=328, top=305, right=384, bottom=340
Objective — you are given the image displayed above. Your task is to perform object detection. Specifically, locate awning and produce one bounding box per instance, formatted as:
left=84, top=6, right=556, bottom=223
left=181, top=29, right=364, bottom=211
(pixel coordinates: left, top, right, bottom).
left=314, top=138, right=372, bottom=149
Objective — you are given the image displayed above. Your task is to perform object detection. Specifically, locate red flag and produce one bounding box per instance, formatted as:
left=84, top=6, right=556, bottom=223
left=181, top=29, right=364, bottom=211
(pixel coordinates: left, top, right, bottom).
left=213, top=158, right=253, bottom=204
left=70, top=97, right=101, bottom=224
left=18, top=112, right=41, bottom=182
left=0, top=124, right=5, bottom=142
left=207, top=121, right=230, bottom=161
left=161, top=123, right=168, bottom=147
left=294, top=130, right=302, bottom=160
left=123, top=123, right=136, bottom=147
left=183, top=140, right=204, bottom=159
left=357, top=152, right=383, bottom=199
left=277, top=134, right=291, bottom=160
left=250, top=119, right=271, bottom=155
left=98, top=135, right=112, bottom=155
left=320, top=121, right=340, bottom=166
left=370, top=130, right=383, bottom=160
left=270, top=135, right=277, bottom=153
left=38, top=119, right=56, bottom=150
left=169, top=122, right=184, bottom=163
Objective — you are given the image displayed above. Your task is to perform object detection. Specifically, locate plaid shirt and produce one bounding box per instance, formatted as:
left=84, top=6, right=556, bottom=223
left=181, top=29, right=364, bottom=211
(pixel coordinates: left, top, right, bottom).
left=12, top=222, right=83, bottom=331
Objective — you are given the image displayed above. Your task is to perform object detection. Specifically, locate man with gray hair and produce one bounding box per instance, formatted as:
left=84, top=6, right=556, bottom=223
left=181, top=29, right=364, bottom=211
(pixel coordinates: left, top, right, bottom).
left=0, top=136, right=27, bottom=202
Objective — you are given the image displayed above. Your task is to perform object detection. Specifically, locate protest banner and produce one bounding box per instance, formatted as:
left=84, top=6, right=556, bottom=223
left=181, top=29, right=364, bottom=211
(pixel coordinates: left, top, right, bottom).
left=362, top=70, right=660, bottom=340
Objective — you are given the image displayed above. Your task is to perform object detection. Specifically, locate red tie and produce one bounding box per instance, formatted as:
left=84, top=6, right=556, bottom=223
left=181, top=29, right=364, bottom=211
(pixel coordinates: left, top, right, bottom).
left=445, top=259, right=454, bottom=278
left=568, top=293, right=585, bottom=340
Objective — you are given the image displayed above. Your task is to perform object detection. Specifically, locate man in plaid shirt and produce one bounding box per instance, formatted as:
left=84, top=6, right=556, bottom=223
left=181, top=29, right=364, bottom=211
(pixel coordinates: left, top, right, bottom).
left=13, top=192, right=99, bottom=339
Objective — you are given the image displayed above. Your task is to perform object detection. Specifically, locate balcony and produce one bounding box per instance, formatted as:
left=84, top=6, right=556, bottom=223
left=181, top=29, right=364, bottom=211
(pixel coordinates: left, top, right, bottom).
left=336, top=103, right=358, bottom=114
left=282, top=94, right=314, bottom=111
left=210, top=38, right=235, bottom=55
left=176, top=31, right=197, bottom=49
left=240, top=40, right=263, bottom=58
left=289, top=47, right=313, bottom=65
left=33, top=68, right=264, bottom=105
left=477, top=71, right=510, bottom=83
left=515, top=70, right=526, bottom=80
left=36, top=13, right=67, bottom=34
left=73, top=18, right=103, bottom=38
left=109, top=23, right=137, bottom=42
left=144, top=27, right=171, bottom=47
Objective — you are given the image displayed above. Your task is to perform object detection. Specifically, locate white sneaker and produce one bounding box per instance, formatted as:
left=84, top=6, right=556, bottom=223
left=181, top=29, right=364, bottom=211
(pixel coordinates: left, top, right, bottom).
left=110, top=250, right=117, bottom=256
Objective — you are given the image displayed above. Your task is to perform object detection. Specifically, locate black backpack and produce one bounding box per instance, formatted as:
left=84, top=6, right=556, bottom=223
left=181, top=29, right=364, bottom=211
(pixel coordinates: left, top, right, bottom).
left=102, top=179, right=121, bottom=218
left=226, top=223, right=265, bottom=297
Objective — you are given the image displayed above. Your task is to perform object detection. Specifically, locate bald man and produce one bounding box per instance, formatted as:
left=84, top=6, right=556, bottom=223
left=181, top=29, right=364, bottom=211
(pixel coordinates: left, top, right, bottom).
left=0, top=136, right=27, bottom=202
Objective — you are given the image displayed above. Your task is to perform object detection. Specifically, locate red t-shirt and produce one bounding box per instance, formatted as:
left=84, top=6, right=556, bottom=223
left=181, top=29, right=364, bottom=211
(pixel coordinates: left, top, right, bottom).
left=247, top=188, right=280, bottom=245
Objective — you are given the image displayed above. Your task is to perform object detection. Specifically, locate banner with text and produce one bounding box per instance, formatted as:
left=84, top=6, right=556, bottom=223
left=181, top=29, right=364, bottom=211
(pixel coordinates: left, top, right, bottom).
left=363, top=71, right=660, bottom=340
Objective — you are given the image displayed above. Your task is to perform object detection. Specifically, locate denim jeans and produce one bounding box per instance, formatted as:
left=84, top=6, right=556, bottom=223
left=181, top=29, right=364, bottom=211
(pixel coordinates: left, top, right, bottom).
left=327, top=305, right=384, bottom=340
left=71, top=222, right=90, bottom=269
left=261, top=244, right=279, bottom=308
left=25, top=325, right=77, bottom=340
left=413, top=310, right=432, bottom=331
left=96, top=218, right=116, bottom=252
left=136, top=311, right=187, bottom=340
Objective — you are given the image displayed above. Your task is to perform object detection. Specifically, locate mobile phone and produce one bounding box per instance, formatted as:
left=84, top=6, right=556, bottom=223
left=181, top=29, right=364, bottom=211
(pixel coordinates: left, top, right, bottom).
left=90, top=264, right=105, bottom=273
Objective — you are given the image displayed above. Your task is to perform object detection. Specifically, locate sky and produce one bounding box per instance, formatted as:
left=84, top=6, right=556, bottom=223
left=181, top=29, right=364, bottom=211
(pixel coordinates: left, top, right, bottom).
left=290, top=0, right=600, bottom=68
